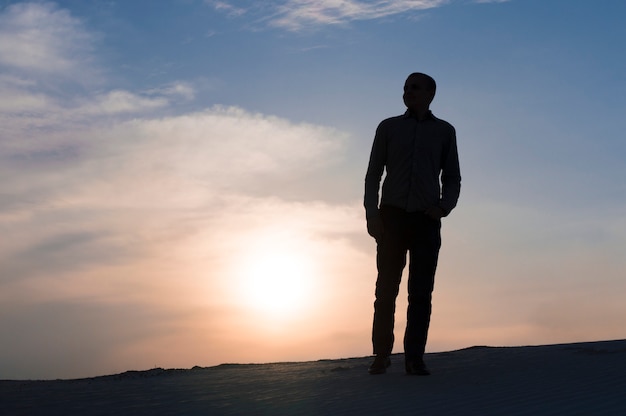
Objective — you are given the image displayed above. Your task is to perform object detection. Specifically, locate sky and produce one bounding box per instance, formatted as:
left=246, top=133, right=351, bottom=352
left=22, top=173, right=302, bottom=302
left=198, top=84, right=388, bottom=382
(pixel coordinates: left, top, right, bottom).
left=0, top=0, right=625, bottom=380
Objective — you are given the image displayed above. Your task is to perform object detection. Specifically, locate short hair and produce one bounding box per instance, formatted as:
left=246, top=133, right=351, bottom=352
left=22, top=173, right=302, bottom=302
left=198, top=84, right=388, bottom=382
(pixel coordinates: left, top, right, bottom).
left=407, top=72, right=437, bottom=94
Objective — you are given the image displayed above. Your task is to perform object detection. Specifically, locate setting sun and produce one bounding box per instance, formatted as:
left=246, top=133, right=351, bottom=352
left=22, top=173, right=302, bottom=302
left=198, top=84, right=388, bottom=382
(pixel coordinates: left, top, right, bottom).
left=235, top=236, right=318, bottom=318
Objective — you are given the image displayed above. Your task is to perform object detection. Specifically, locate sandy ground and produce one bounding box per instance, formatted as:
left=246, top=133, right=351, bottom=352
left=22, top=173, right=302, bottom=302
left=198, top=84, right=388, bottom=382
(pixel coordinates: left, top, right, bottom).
left=2, top=339, right=625, bottom=415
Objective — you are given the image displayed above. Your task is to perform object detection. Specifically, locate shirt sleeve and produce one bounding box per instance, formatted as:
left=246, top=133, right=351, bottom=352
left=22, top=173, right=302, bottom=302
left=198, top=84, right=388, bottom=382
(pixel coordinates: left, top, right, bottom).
left=439, top=127, right=461, bottom=215
left=364, top=122, right=387, bottom=219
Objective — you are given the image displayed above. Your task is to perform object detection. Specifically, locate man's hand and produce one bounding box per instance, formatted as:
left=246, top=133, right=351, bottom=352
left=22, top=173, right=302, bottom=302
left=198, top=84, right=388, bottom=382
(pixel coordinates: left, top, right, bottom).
left=367, top=215, right=384, bottom=241
left=425, top=206, right=446, bottom=220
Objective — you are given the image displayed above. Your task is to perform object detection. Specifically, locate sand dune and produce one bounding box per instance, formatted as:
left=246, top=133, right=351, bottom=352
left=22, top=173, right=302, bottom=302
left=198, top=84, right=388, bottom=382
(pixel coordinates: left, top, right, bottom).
left=2, top=339, right=625, bottom=415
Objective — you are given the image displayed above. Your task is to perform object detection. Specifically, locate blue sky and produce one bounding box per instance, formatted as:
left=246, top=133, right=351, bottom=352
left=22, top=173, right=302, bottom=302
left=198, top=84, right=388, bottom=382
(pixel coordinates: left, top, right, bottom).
left=1, top=0, right=625, bottom=380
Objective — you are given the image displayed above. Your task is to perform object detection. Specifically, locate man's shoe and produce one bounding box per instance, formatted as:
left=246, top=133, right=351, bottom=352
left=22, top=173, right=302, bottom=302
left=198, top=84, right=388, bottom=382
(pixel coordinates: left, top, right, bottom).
left=368, top=355, right=391, bottom=375
left=405, top=360, right=430, bottom=376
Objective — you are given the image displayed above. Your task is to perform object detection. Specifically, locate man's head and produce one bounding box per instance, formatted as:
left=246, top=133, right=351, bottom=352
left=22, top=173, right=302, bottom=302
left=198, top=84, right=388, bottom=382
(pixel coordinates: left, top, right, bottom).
left=403, top=72, right=436, bottom=114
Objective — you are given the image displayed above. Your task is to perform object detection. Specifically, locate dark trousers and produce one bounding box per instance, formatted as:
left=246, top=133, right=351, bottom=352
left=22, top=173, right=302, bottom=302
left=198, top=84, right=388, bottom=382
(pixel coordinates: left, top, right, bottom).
left=372, top=205, right=441, bottom=361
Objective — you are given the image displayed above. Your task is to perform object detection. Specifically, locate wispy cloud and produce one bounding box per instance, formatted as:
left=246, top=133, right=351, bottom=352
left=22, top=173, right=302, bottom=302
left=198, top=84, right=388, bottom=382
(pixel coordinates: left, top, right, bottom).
left=147, top=81, right=196, bottom=101
left=206, top=0, right=248, bottom=17
left=0, top=74, right=51, bottom=112
left=474, top=0, right=511, bottom=3
left=0, top=2, right=95, bottom=77
left=209, top=0, right=449, bottom=31
left=273, top=0, right=448, bottom=30
left=0, top=3, right=203, bottom=153
left=1, top=104, right=349, bottom=281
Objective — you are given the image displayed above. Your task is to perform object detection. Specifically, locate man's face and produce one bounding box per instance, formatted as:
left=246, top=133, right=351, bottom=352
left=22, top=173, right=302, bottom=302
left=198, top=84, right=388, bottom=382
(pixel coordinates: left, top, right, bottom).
left=403, top=75, right=434, bottom=111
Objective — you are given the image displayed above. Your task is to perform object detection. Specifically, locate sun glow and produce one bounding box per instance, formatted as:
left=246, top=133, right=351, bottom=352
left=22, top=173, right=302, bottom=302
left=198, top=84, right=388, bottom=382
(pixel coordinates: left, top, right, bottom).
left=237, top=239, right=317, bottom=318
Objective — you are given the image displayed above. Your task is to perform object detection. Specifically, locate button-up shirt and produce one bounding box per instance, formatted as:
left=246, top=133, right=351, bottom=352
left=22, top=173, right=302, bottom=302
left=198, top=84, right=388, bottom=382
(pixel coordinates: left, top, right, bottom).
left=364, top=110, right=461, bottom=218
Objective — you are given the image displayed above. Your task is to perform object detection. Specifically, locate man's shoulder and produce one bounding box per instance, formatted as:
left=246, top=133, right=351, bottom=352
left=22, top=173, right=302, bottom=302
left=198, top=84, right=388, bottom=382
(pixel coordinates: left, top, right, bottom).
left=377, top=114, right=407, bottom=129
left=380, top=114, right=406, bottom=124
left=430, top=114, right=456, bottom=132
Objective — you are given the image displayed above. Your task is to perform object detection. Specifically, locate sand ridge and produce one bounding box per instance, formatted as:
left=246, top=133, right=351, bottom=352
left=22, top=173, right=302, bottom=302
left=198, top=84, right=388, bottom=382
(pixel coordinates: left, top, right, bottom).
left=2, top=339, right=625, bottom=415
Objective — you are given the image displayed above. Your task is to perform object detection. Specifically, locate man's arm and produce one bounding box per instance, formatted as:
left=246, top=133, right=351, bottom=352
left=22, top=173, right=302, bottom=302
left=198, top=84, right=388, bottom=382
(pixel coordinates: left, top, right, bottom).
left=439, top=128, right=461, bottom=215
left=364, top=124, right=387, bottom=239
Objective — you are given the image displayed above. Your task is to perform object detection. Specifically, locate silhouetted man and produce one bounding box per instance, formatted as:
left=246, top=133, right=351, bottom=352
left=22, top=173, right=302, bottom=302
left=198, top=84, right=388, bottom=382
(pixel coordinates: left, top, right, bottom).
left=364, top=72, right=461, bottom=375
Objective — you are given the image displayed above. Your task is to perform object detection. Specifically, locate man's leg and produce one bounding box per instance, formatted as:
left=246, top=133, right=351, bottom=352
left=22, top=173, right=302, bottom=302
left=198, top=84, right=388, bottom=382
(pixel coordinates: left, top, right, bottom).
left=404, top=214, right=441, bottom=368
left=372, top=207, right=407, bottom=358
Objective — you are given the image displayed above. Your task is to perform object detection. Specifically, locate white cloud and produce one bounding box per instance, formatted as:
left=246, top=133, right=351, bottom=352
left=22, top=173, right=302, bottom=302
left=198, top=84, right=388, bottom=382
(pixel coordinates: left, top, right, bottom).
left=147, top=81, right=196, bottom=101
left=207, top=0, right=248, bottom=17
left=0, top=3, right=202, bottom=139
left=210, top=0, right=449, bottom=31
left=0, top=2, right=107, bottom=136
left=0, top=75, right=50, bottom=112
left=274, top=0, right=448, bottom=30
left=0, top=104, right=349, bottom=280
left=85, top=90, right=170, bottom=114
left=0, top=2, right=94, bottom=76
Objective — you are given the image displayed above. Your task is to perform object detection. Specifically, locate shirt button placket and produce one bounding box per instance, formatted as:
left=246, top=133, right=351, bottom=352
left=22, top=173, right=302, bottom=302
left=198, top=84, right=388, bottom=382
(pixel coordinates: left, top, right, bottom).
left=407, top=122, right=420, bottom=212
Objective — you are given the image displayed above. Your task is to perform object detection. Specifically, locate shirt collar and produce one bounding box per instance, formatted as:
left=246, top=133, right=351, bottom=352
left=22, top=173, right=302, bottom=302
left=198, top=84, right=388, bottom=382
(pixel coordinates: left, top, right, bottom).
left=403, top=109, right=436, bottom=120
